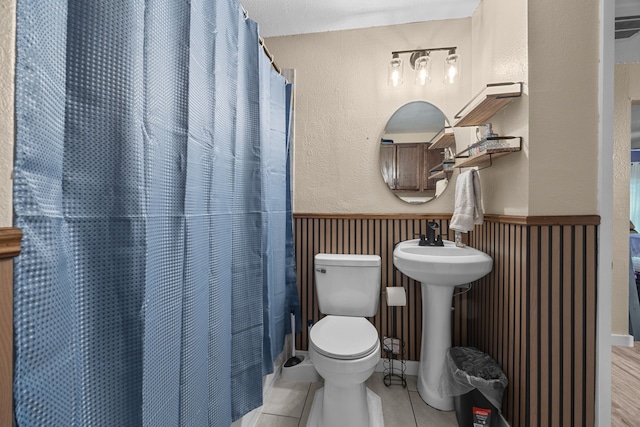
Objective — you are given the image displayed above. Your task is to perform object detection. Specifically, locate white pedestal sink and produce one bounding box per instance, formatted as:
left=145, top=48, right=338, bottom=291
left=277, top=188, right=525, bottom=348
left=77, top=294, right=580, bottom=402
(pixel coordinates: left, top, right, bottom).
left=393, top=239, right=492, bottom=411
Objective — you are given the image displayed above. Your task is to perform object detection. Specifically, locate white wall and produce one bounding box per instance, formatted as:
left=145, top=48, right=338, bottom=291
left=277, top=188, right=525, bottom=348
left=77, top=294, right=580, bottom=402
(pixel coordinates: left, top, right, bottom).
left=268, top=0, right=599, bottom=218
left=0, top=0, right=15, bottom=227
left=612, top=63, right=640, bottom=335
left=266, top=20, right=473, bottom=214
left=527, top=0, right=600, bottom=216
left=266, top=8, right=532, bottom=215
left=616, top=35, right=640, bottom=64
left=470, top=0, right=529, bottom=215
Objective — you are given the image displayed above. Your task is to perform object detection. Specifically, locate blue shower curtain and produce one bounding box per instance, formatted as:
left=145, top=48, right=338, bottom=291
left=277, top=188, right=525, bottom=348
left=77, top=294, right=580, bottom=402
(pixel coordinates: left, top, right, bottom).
left=12, top=0, right=299, bottom=425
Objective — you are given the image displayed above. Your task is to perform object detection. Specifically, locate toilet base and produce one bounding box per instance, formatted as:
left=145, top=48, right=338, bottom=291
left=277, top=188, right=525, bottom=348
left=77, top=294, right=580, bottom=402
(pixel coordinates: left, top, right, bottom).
left=306, top=386, right=384, bottom=427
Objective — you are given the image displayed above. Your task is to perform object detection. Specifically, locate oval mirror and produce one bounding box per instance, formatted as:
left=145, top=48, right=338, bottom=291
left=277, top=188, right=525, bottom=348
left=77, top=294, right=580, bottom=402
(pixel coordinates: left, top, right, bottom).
left=379, top=101, right=455, bottom=204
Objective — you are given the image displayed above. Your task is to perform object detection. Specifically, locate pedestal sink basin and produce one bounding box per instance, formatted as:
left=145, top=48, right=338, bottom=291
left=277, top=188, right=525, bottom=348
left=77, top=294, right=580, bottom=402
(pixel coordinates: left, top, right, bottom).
left=393, top=239, right=492, bottom=411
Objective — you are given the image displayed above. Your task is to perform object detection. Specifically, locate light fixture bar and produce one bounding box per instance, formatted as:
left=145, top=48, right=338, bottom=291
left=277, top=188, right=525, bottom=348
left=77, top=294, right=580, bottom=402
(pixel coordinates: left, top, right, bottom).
left=391, top=47, right=456, bottom=56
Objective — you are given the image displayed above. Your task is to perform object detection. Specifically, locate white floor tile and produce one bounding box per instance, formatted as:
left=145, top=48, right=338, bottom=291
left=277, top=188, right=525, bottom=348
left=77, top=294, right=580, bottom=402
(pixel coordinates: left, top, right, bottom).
left=406, top=374, right=418, bottom=392
left=298, top=381, right=323, bottom=427
left=262, top=380, right=311, bottom=418
left=366, top=372, right=417, bottom=427
left=262, top=373, right=459, bottom=427
left=256, top=413, right=300, bottom=427
left=409, top=391, right=458, bottom=427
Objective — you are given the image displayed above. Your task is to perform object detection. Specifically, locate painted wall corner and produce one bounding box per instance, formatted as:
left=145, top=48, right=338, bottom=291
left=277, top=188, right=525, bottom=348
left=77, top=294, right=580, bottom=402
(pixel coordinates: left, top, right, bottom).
left=470, top=0, right=529, bottom=216
left=612, top=63, right=640, bottom=335
left=527, top=0, right=600, bottom=216
left=0, top=0, right=16, bottom=227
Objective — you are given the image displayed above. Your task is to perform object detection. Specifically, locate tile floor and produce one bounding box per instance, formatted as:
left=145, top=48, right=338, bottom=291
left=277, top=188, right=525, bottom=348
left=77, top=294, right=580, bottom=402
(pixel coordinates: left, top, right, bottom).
left=257, top=373, right=458, bottom=427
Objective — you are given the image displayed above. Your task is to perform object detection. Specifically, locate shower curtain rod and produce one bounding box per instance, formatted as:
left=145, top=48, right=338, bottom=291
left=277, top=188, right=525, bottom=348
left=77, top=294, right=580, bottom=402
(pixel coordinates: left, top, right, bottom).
left=241, top=4, right=282, bottom=75
left=259, top=37, right=282, bottom=75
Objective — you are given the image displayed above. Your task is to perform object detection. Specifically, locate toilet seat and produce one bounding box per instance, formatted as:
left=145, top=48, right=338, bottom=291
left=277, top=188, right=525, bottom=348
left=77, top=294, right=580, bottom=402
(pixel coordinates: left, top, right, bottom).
left=309, top=316, right=379, bottom=360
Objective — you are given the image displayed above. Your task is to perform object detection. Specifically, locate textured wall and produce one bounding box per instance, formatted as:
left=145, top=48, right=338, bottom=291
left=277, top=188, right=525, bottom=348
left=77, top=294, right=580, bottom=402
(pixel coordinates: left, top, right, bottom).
left=0, top=0, right=15, bottom=227
left=266, top=1, right=598, bottom=217
left=616, top=35, right=640, bottom=64
left=470, top=0, right=529, bottom=215
left=528, top=0, right=599, bottom=215
left=267, top=3, right=535, bottom=216
left=612, top=63, right=640, bottom=335
left=266, top=20, right=473, bottom=214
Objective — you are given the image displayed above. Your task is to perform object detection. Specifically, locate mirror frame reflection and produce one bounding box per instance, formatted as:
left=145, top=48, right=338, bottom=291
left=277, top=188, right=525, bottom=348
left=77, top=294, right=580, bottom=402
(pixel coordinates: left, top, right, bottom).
left=379, top=101, right=455, bottom=204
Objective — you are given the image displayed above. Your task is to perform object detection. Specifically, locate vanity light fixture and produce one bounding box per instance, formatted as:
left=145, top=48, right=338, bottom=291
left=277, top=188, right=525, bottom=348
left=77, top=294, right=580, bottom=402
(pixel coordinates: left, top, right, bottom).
left=388, top=47, right=459, bottom=87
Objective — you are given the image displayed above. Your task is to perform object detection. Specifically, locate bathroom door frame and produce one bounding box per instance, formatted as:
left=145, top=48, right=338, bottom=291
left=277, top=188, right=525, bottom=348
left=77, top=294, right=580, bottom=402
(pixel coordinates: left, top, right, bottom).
left=597, top=0, right=614, bottom=426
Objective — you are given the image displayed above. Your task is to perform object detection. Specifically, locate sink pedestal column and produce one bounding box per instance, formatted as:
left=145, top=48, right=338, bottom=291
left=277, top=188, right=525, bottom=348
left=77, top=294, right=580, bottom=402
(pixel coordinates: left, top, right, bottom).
left=417, top=282, right=455, bottom=411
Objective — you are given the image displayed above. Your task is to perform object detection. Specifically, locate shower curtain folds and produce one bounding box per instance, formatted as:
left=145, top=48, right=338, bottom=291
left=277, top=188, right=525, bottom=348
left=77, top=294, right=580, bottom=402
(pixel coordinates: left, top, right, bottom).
left=12, top=0, right=298, bottom=425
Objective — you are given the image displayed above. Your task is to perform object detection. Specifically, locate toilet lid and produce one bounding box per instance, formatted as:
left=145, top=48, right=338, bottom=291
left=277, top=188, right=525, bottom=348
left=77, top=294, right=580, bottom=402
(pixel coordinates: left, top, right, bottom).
left=309, top=316, right=379, bottom=360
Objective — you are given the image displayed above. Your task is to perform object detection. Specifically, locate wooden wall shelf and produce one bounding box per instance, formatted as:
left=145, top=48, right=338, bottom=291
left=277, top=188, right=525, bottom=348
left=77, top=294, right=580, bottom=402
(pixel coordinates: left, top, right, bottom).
left=428, top=169, right=453, bottom=180
left=455, top=137, right=522, bottom=169
left=454, top=82, right=522, bottom=127
left=429, top=128, right=455, bottom=150
left=456, top=147, right=521, bottom=169
left=449, top=82, right=523, bottom=172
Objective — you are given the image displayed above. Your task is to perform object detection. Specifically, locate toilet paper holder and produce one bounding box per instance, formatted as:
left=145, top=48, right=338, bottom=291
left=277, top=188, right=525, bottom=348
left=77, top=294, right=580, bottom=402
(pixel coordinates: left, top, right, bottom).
left=383, top=286, right=407, bottom=388
left=383, top=286, right=407, bottom=307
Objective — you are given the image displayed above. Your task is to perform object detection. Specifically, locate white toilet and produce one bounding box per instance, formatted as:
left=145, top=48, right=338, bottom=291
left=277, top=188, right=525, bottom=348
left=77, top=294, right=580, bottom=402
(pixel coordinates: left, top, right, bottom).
left=306, top=253, right=384, bottom=427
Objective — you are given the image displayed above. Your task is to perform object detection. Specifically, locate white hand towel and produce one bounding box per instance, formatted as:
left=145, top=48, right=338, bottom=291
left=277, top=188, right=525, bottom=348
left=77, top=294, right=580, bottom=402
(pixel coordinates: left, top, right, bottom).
left=435, top=178, right=448, bottom=198
left=449, top=169, right=484, bottom=232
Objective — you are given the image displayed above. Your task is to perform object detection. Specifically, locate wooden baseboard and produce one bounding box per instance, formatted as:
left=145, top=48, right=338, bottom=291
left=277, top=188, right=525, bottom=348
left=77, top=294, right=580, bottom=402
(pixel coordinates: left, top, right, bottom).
left=0, top=228, right=23, bottom=258
left=293, top=213, right=601, bottom=226
left=483, top=214, right=600, bottom=225
left=611, top=334, right=634, bottom=347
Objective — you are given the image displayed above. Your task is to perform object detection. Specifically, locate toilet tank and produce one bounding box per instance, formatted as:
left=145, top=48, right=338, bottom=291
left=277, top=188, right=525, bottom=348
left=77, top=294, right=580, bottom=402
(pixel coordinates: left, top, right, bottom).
left=314, top=253, right=381, bottom=317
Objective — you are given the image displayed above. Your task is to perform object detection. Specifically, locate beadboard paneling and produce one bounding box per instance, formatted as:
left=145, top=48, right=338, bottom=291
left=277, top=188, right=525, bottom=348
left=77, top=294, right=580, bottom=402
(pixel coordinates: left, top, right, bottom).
left=294, top=215, right=453, bottom=361
left=293, top=214, right=598, bottom=427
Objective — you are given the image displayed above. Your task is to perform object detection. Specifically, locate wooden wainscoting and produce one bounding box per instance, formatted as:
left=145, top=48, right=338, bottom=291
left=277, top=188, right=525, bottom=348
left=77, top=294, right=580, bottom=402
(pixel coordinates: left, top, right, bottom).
left=293, top=213, right=598, bottom=427
left=294, top=213, right=454, bottom=361
left=1, top=228, right=22, bottom=427
left=464, top=218, right=598, bottom=427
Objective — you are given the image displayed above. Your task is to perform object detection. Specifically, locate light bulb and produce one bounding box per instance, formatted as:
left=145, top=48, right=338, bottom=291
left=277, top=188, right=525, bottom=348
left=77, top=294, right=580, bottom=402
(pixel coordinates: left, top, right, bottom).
left=443, top=51, right=460, bottom=85
left=388, top=54, right=404, bottom=87
left=391, top=67, right=402, bottom=87
left=414, top=54, right=431, bottom=86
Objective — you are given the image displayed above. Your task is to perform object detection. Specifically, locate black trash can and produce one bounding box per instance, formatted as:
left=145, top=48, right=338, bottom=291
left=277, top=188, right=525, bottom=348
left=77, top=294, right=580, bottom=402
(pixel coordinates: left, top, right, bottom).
left=440, top=347, right=508, bottom=427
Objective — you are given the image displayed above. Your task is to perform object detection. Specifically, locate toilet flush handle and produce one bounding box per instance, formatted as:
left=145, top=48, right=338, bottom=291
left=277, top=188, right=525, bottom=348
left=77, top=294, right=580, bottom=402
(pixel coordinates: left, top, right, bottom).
left=315, top=267, right=326, bottom=273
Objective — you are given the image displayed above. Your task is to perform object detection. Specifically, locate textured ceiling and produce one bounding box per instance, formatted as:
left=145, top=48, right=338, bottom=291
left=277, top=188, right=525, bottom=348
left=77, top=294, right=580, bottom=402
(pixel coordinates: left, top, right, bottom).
left=240, top=0, right=481, bottom=38
left=242, top=0, right=640, bottom=39
left=615, top=0, right=640, bottom=39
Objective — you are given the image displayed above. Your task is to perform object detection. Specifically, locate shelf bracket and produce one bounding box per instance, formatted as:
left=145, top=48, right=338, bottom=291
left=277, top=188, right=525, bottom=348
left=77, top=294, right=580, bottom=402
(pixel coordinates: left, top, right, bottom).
left=476, top=156, right=492, bottom=171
